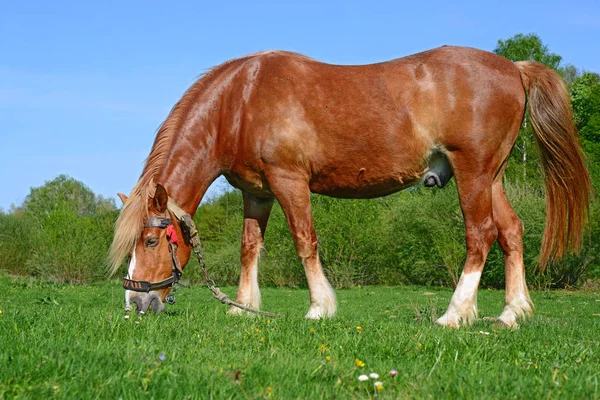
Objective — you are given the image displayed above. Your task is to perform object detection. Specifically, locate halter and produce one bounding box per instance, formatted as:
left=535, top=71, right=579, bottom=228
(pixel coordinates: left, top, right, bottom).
left=122, top=214, right=182, bottom=304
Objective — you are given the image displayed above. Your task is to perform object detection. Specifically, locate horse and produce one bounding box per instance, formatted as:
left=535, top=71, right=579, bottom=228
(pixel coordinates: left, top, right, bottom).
left=109, top=46, right=591, bottom=328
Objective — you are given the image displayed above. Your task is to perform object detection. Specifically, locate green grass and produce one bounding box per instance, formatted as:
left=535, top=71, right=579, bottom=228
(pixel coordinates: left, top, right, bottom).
left=1, top=275, right=599, bottom=399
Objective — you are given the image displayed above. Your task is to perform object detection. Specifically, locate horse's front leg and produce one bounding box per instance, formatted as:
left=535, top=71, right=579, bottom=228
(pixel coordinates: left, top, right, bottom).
left=229, top=193, right=274, bottom=315
left=268, top=173, right=337, bottom=319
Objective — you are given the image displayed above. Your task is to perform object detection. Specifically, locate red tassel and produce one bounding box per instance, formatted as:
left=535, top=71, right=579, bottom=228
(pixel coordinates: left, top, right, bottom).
left=166, top=224, right=178, bottom=245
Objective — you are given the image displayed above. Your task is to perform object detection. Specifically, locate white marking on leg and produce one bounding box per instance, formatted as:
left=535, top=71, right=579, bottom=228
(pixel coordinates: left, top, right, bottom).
left=498, top=260, right=533, bottom=328
left=125, top=246, right=137, bottom=312
left=436, top=271, right=481, bottom=327
left=249, top=259, right=261, bottom=309
left=305, top=260, right=337, bottom=319
left=229, top=259, right=262, bottom=316
left=498, top=291, right=533, bottom=328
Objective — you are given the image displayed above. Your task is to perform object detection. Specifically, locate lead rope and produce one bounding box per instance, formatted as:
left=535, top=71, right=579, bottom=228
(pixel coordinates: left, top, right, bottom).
left=169, top=201, right=281, bottom=318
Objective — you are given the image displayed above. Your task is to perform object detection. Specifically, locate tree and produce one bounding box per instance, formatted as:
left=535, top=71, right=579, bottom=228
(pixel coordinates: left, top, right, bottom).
left=494, top=33, right=562, bottom=69
left=570, top=72, right=600, bottom=165
left=570, top=72, right=600, bottom=130
left=494, top=33, right=564, bottom=181
left=560, top=64, right=580, bottom=88
left=22, top=174, right=116, bottom=218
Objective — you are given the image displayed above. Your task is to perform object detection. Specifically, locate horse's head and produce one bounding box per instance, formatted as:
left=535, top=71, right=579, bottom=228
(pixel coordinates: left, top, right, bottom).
left=118, top=183, right=190, bottom=315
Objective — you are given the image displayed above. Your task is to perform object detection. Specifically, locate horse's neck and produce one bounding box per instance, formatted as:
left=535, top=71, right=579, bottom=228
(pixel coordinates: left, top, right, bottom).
left=154, top=61, right=249, bottom=215
left=157, top=130, right=221, bottom=217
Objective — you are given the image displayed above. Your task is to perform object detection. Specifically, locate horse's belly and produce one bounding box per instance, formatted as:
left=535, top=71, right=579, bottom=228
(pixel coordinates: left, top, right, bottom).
left=308, top=150, right=453, bottom=198
left=309, top=167, right=424, bottom=199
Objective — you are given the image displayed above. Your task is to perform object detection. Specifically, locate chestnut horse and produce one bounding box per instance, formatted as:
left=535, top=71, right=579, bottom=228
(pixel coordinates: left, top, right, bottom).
left=109, top=46, right=591, bottom=327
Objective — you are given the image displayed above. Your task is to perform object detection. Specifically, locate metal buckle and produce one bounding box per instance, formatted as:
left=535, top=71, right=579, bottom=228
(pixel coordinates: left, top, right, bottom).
left=165, top=294, right=176, bottom=304
left=144, top=216, right=172, bottom=229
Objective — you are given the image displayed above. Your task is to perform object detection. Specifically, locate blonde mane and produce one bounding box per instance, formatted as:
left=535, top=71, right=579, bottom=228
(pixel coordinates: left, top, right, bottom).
left=107, top=105, right=186, bottom=275
left=107, top=53, right=270, bottom=275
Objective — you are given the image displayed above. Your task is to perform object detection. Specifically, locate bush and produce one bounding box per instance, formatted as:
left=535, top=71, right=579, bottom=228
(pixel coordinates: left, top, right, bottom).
left=0, top=175, right=119, bottom=283
left=2, top=171, right=596, bottom=288
left=0, top=212, right=34, bottom=275
left=193, top=178, right=599, bottom=290
left=25, top=209, right=117, bottom=283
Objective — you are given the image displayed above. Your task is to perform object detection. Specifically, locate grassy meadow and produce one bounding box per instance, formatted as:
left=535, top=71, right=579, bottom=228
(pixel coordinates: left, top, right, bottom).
left=2, top=32, right=600, bottom=399
left=1, top=274, right=599, bottom=399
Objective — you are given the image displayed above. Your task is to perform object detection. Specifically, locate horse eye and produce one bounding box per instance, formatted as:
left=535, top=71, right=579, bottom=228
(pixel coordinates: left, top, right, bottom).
left=145, top=237, right=159, bottom=247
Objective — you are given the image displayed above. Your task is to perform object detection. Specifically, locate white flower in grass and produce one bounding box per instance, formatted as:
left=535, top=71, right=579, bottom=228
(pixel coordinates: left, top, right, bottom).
left=369, top=373, right=379, bottom=379
left=358, top=374, right=369, bottom=382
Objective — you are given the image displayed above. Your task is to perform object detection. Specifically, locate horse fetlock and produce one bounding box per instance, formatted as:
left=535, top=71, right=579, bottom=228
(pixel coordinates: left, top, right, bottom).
left=436, top=302, right=478, bottom=328
left=227, top=306, right=258, bottom=317
left=234, top=286, right=261, bottom=310
left=305, top=303, right=336, bottom=319
left=306, top=283, right=337, bottom=319
left=497, top=295, right=533, bottom=327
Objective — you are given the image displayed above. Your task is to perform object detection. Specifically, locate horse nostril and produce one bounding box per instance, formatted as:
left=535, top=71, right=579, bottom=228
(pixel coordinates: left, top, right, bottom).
left=150, top=295, right=166, bottom=313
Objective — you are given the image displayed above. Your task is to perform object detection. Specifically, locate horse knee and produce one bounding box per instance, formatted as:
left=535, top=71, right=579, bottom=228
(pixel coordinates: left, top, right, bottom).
left=242, top=236, right=263, bottom=253
left=242, top=220, right=264, bottom=254
left=296, top=239, right=318, bottom=261
left=465, top=217, right=498, bottom=262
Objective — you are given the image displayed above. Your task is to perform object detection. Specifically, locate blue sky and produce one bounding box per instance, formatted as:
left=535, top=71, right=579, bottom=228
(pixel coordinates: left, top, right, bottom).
left=1, top=0, right=599, bottom=210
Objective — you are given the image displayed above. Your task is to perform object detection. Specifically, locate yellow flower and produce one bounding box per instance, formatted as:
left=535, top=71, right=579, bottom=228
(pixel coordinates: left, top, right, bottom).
left=266, top=386, right=272, bottom=397
left=417, top=343, right=422, bottom=348
left=255, top=328, right=261, bottom=333
left=260, top=337, right=265, bottom=342
left=355, top=359, right=365, bottom=368
left=267, top=319, right=271, bottom=325
left=356, top=326, right=363, bottom=334
left=325, top=356, right=331, bottom=361
left=374, top=381, right=383, bottom=391
left=310, top=328, right=317, bottom=334
left=319, top=344, right=327, bottom=353
left=0, top=309, right=3, bottom=315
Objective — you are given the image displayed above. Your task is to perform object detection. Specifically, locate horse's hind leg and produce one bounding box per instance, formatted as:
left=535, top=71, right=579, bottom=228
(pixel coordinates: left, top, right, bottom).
left=229, top=193, right=274, bottom=315
left=268, top=175, right=337, bottom=319
left=436, top=160, right=498, bottom=328
left=492, top=180, right=533, bottom=327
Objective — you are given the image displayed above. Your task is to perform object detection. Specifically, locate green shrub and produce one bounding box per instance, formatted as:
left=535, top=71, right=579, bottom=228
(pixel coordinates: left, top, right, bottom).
left=0, top=175, right=119, bottom=283
left=194, top=178, right=598, bottom=290
left=0, top=212, right=34, bottom=275
left=25, top=209, right=117, bottom=283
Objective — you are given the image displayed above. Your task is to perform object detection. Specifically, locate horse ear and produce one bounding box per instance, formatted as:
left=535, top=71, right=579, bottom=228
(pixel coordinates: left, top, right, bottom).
left=153, top=184, right=169, bottom=212
left=117, top=193, right=128, bottom=204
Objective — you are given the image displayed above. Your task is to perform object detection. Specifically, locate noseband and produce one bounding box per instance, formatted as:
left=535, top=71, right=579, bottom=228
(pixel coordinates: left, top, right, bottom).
left=122, top=215, right=182, bottom=304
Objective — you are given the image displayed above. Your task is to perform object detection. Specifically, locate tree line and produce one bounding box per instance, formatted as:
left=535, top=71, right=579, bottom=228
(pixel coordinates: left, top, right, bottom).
left=1, top=34, right=599, bottom=288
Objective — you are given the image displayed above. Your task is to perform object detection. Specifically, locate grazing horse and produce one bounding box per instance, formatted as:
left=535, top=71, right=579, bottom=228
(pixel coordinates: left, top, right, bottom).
left=109, top=46, right=591, bottom=327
